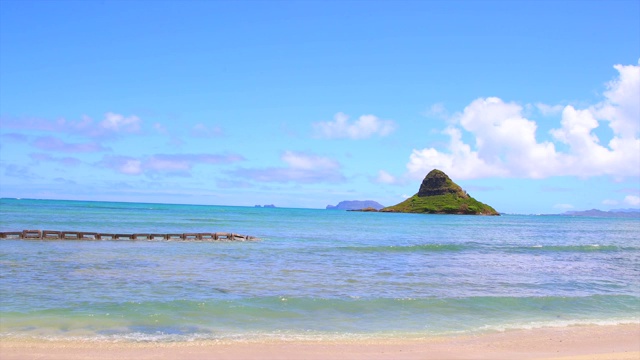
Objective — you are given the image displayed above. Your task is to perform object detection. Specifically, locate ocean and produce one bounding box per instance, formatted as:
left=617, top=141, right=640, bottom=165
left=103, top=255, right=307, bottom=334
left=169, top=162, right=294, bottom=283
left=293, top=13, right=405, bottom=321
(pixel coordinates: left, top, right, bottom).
left=1, top=198, right=638, bottom=342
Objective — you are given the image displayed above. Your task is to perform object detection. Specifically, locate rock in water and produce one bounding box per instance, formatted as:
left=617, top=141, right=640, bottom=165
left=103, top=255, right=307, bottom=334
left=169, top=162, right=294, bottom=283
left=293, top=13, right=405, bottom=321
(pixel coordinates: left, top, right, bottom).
left=381, top=169, right=499, bottom=215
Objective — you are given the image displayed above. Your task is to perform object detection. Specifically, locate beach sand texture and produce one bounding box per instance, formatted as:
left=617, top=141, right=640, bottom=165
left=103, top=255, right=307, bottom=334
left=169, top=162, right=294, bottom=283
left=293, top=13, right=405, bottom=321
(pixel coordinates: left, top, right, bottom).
left=1, top=324, right=638, bottom=360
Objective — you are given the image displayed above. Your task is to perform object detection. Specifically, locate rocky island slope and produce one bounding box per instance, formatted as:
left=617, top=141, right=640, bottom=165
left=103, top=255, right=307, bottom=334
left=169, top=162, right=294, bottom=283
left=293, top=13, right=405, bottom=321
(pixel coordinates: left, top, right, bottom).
left=381, top=169, right=499, bottom=215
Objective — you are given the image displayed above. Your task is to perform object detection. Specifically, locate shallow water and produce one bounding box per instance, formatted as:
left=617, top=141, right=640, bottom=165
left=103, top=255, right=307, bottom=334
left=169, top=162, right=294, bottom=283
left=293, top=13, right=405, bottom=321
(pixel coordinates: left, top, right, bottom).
left=1, top=198, right=638, bottom=341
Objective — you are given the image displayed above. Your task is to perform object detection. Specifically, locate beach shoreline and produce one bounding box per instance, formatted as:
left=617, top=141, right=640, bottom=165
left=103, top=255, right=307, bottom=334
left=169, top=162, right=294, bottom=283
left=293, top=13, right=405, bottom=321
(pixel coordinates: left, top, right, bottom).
left=2, top=324, right=638, bottom=360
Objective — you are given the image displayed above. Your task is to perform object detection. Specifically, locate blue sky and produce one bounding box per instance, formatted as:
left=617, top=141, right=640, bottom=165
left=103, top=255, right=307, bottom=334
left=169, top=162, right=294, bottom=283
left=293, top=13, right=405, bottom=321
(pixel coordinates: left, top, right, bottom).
left=1, top=0, right=639, bottom=214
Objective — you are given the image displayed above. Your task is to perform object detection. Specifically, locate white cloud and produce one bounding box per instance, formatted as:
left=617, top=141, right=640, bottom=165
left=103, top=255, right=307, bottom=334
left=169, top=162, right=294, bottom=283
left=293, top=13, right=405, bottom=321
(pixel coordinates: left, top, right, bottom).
left=313, top=112, right=396, bottom=139
left=424, top=103, right=449, bottom=119
left=404, top=61, right=640, bottom=181
left=99, top=112, right=141, bottom=133
left=375, top=170, right=397, bottom=184
left=145, top=157, right=191, bottom=173
left=602, top=199, right=619, bottom=206
left=116, top=158, right=143, bottom=175
left=1, top=112, right=142, bottom=138
left=536, top=103, right=564, bottom=116
left=281, top=151, right=338, bottom=170
left=624, top=195, right=640, bottom=206
left=99, top=153, right=244, bottom=176
left=407, top=126, right=508, bottom=180
left=32, top=136, right=110, bottom=153
left=231, top=151, right=345, bottom=183
left=594, top=62, right=640, bottom=138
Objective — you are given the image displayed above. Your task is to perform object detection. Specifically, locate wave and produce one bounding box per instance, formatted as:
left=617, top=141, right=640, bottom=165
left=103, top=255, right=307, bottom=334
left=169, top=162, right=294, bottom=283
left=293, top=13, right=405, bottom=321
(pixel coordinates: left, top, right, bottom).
left=4, top=317, right=639, bottom=343
left=2, top=295, right=637, bottom=341
left=8, top=295, right=637, bottom=318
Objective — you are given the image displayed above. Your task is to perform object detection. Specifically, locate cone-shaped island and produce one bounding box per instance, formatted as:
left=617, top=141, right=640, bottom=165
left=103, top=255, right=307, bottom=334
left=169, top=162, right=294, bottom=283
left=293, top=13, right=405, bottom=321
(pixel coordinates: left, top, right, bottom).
left=380, top=169, right=499, bottom=215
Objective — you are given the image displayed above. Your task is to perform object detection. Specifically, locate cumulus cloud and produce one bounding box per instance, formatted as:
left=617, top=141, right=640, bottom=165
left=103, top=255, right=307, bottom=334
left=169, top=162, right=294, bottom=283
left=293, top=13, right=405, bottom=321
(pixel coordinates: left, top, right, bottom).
left=404, top=61, right=640, bottom=181
left=536, top=103, right=564, bottom=116
left=99, top=153, right=245, bottom=176
left=407, top=125, right=509, bottom=180
left=99, top=156, right=143, bottom=175
left=232, top=151, right=345, bottom=183
left=375, top=170, right=398, bottom=184
left=313, top=112, right=396, bottom=139
left=99, top=112, right=141, bottom=133
left=624, top=195, right=640, bottom=206
left=594, top=62, right=640, bottom=137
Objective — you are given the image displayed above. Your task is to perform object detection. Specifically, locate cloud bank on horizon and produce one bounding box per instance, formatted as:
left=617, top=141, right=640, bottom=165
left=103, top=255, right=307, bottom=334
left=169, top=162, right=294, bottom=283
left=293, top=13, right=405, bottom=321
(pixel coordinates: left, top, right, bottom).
left=392, top=61, right=639, bottom=182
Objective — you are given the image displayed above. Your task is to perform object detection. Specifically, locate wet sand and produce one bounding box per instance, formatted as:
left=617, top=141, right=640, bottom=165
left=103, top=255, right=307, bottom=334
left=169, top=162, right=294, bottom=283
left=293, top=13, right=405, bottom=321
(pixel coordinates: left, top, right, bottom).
left=1, top=324, right=638, bottom=360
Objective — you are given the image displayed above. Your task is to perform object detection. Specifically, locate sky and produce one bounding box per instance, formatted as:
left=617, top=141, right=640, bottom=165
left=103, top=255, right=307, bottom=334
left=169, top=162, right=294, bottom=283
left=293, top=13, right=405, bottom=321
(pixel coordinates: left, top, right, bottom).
left=0, top=0, right=639, bottom=214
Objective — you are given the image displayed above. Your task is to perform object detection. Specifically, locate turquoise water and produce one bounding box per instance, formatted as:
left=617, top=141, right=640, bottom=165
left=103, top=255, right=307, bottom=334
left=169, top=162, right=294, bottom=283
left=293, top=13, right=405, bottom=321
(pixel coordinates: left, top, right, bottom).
left=1, top=198, right=639, bottom=341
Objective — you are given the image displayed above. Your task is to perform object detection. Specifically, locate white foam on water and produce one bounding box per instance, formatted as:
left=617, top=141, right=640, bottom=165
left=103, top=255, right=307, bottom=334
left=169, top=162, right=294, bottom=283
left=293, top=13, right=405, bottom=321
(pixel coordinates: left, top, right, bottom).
left=3, top=316, right=638, bottom=344
left=472, top=317, right=639, bottom=334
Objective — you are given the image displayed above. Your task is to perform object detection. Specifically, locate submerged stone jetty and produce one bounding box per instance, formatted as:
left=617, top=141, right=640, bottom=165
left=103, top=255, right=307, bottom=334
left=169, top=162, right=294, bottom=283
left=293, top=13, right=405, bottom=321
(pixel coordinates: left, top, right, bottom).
left=0, top=230, right=258, bottom=241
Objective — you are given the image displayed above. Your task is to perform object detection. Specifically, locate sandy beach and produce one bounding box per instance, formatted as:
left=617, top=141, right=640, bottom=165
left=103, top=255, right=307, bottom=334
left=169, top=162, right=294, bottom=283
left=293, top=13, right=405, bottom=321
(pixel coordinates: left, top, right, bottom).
left=1, top=324, right=638, bottom=360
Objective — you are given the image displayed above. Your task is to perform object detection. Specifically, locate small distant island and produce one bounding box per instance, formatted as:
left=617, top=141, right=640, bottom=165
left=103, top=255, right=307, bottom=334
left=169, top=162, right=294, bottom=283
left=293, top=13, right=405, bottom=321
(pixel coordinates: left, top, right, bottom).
left=380, top=169, right=499, bottom=215
left=254, top=204, right=276, bottom=208
left=326, top=200, right=385, bottom=211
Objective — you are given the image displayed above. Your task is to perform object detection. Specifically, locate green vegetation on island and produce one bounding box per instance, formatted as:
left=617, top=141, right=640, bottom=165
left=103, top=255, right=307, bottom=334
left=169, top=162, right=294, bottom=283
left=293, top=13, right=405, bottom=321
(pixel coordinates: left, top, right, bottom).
left=380, top=169, right=499, bottom=215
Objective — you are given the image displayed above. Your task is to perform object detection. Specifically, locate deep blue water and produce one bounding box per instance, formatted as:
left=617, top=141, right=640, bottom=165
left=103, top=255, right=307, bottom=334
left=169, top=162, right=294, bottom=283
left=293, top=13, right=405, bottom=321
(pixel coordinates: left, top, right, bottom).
left=1, top=198, right=638, bottom=341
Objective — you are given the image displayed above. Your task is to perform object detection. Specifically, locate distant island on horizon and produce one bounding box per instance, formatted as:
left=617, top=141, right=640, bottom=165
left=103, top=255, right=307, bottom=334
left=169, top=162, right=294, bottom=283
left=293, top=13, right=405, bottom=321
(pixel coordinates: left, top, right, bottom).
left=326, top=200, right=385, bottom=211
left=560, top=208, right=640, bottom=218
